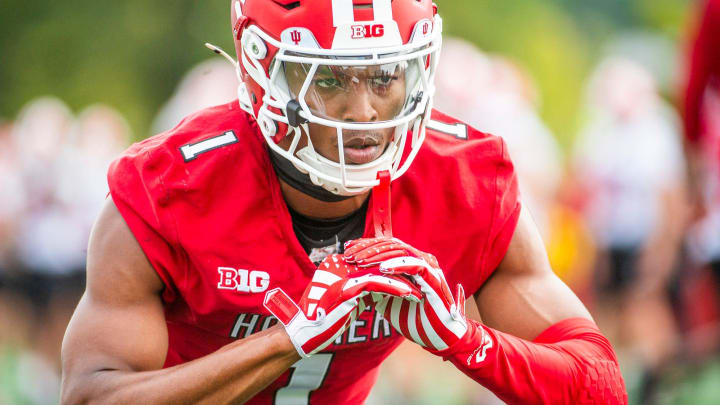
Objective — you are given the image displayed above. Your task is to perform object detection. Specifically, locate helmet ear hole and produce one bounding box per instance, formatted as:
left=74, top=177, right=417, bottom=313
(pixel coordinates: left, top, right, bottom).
left=242, top=32, right=268, bottom=60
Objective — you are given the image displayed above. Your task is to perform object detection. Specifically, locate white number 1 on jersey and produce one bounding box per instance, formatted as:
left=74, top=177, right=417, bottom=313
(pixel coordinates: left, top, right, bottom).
left=179, top=131, right=238, bottom=162
left=274, top=353, right=334, bottom=405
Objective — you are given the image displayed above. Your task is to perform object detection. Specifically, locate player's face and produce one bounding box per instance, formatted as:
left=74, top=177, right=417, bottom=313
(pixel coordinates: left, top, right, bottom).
left=284, top=63, right=408, bottom=164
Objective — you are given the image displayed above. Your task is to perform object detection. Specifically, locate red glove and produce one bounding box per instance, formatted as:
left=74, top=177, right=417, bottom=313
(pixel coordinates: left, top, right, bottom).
left=345, top=238, right=470, bottom=353
left=345, top=239, right=628, bottom=404
left=264, top=254, right=421, bottom=357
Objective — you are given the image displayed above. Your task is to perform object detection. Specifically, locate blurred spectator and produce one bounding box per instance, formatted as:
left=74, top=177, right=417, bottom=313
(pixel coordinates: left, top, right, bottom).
left=0, top=100, right=72, bottom=405
left=434, top=39, right=597, bottom=301
left=11, top=97, right=83, bottom=277
left=0, top=290, right=59, bottom=405
left=434, top=38, right=563, bottom=239
left=0, top=98, right=131, bottom=405
left=152, top=58, right=238, bottom=134
left=11, top=100, right=130, bottom=279
left=679, top=0, right=720, bottom=362
left=682, top=0, right=720, bottom=194
left=544, top=178, right=598, bottom=302
left=58, top=104, right=132, bottom=244
left=682, top=0, right=720, bottom=273
left=0, top=120, right=24, bottom=275
left=572, top=57, right=687, bottom=401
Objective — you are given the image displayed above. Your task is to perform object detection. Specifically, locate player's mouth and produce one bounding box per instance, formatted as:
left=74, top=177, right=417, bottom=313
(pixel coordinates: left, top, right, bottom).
left=342, top=133, right=384, bottom=165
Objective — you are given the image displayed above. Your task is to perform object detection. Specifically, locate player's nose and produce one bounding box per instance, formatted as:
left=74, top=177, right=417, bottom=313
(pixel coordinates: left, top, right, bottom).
left=342, top=83, right=379, bottom=123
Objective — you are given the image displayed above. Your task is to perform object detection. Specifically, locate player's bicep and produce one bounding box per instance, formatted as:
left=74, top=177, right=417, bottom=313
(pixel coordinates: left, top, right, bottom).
left=474, top=205, right=592, bottom=340
left=62, top=291, right=167, bottom=374
left=62, top=198, right=168, bottom=382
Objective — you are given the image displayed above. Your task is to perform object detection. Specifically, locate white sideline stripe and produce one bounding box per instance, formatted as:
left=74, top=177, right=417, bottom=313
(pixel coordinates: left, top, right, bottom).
left=332, top=0, right=354, bottom=27
left=313, top=270, right=342, bottom=286
left=308, top=286, right=327, bottom=300
left=420, top=304, right=448, bottom=351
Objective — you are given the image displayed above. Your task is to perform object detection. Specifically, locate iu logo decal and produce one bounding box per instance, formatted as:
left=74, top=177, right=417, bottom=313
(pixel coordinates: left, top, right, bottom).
left=351, top=24, right=385, bottom=39
left=422, top=21, right=430, bottom=35
left=290, top=30, right=302, bottom=45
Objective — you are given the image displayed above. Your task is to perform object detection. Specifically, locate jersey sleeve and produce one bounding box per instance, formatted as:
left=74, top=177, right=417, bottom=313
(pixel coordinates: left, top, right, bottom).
left=422, top=110, right=522, bottom=295
left=477, top=136, right=522, bottom=284
left=107, top=140, right=185, bottom=303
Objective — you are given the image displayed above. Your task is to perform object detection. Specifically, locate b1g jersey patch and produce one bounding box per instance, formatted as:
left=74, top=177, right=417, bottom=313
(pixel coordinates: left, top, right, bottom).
left=217, top=267, right=271, bottom=293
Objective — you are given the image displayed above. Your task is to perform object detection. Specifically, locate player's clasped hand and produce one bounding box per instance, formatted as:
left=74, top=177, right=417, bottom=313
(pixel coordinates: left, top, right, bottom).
left=263, top=253, right=422, bottom=358
left=344, top=238, right=472, bottom=353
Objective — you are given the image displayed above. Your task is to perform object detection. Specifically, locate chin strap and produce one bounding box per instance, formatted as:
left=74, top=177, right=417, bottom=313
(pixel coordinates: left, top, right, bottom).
left=372, top=171, right=393, bottom=238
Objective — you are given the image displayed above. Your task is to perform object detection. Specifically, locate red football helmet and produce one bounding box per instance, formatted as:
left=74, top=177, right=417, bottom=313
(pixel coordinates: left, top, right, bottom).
left=230, top=0, right=442, bottom=195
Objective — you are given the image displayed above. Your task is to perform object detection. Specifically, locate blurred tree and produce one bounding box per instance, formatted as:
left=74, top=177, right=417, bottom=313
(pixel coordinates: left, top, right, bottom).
left=0, top=0, right=232, bottom=138
left=0, top=0, right=692, bottom=144
left=440, top=0, right=590, bottom=147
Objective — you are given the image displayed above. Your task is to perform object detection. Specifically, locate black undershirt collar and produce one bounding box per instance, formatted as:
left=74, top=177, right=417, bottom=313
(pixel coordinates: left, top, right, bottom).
left=287, top=198, right=369, bottom=264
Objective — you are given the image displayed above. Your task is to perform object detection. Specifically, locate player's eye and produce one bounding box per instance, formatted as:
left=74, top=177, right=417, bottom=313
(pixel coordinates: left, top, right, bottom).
left=314, top=77, right=343, bottom=89
left=370, top=74, right=397, bottom=90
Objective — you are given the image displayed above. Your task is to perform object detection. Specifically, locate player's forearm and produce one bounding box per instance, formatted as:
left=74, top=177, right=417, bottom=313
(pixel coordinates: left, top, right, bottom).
left=61, top=325, right=300, bottom=405
left=443, top=318, right=628, bottom=405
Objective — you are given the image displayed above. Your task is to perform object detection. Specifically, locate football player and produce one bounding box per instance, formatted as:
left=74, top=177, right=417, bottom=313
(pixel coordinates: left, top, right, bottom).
left=60, top=1, right=627, bottom=404
left=683, top=0, right=720, bottom=210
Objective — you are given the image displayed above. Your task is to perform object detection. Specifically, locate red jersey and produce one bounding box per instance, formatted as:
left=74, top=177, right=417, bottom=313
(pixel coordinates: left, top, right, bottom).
left=683, top=0, right=720, bottom=144
left=107, top=101, right=520, bottom=405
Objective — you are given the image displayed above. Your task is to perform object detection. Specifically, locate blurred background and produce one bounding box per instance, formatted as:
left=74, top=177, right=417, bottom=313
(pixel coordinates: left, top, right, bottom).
left=1, top=0, right=719, bottom=404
